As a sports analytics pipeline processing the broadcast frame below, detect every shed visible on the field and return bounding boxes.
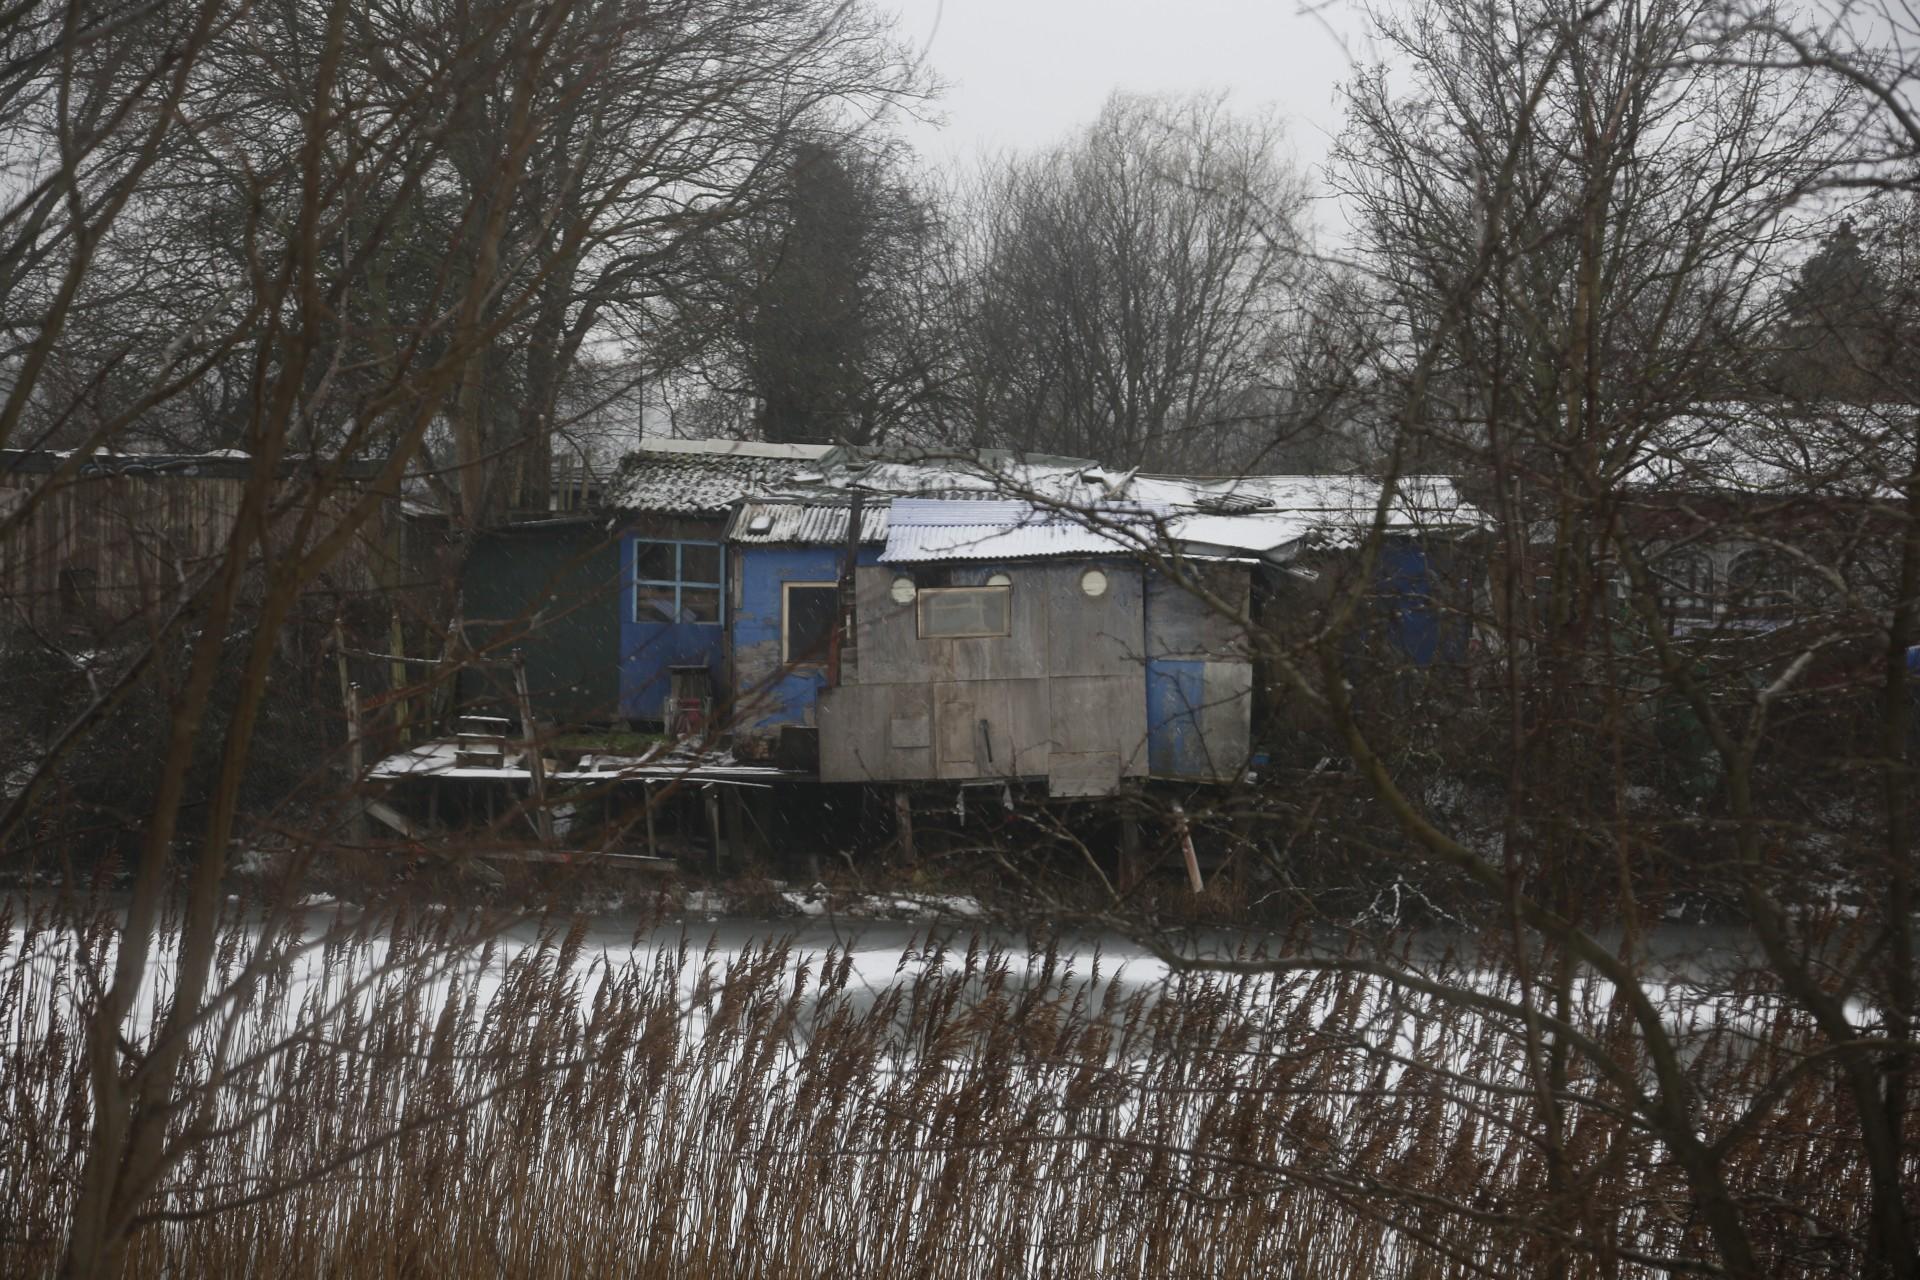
[811,497,1253,795]
[724,497,890,758]
[607,440,836,721]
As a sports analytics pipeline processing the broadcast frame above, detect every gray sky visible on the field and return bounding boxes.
[877,0,1372,176]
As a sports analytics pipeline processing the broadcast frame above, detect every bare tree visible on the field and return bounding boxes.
[959,1,1920,1275]
[948,91,1312,471]
[0,1,921,1274]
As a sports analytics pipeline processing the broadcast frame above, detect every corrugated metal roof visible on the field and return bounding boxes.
[609,445,835,514]
[1165,512,1314,554]
[626,438,834,461]
[880,498,1166,563]
[729,500,890,545]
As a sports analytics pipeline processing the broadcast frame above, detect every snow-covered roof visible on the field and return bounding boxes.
[880,498,1169,563]
[609,439,840,514]
[763,446,1129,509]
[624,438,834,461]
[1622,403,1911,499]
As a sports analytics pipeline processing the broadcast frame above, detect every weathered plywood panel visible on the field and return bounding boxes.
[1046,561,1144,678]
[819,683,935,782]
[932,679,1021,780]
[1050,674,1149,778]
[1201,660,1254,772]
[851,563,1055,685]
[1007,677,1052,777]
[935,682,978,777]
[1145,563,1252,662]
[1048,750,1122,798]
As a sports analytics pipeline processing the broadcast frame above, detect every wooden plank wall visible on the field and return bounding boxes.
[819,560,1150,792]
[0,469,384,632]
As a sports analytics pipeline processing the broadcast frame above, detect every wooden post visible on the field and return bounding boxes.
[1171,798,1204,894]
[829,491,865,688]
[389,609,411,744]
[704,785,725,874]
[345,682,368,846]
[642,781,657,859]
[332,616,353,723]
[894,786,915,863]
[1119,806,1143,891]
[512,652,553,845]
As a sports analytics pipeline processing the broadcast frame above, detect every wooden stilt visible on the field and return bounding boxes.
[512,652,553,845]
[642,782,657,858]
[346,682,368,846]
[894,787,915,863]
[705,786,725,874]
[1119,807,1143,891]
[389,610,411,744]
[1171,798,1204,894]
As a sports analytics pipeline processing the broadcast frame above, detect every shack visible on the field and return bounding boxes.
[809,497,1253,795]
[456,438,836,724]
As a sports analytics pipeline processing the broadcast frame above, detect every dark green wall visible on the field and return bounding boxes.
[460,522,623,724]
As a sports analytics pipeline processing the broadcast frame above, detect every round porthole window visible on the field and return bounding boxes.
[890,576,917,605]
[986,572,1011,587]
[1081,568,1109,598]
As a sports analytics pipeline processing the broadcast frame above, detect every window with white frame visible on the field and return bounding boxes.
[633,539,723,625]
[917,585,1011,638]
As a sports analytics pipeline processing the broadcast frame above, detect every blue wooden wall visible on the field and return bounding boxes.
[731,544,882,744]
[616,535,729,721]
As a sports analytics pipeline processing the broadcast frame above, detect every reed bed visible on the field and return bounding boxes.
[0,896,1879,1277]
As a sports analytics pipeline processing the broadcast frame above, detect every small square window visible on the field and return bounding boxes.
[681,543,721,585]
[634,584,678,624]
[918,586,1010,638]
[634,541,677,583]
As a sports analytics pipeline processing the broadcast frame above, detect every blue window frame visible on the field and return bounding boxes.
[633,539,724,625]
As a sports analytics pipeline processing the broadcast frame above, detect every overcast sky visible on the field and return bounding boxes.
[877,0,1374,188]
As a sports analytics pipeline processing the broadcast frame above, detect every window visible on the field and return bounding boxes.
[783,582,840,664]
[917,585,1011,638]
[633,539,723,625]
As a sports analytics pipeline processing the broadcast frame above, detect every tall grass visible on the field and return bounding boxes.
[0,896,1879,1276]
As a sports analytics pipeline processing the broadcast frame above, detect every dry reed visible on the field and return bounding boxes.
[0,895,1881,1277]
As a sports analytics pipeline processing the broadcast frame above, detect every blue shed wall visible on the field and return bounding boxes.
[732,545,883,740]
[616,536,729,721]
[1377,538,1468,667]
[1146,660,1209,776]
